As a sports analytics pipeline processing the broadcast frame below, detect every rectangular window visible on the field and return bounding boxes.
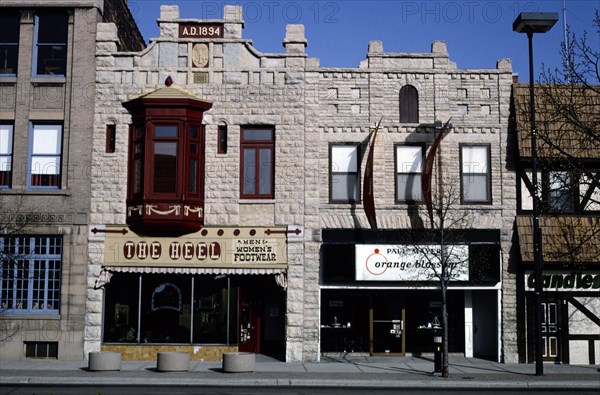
[0,124,14,188]
[152,124,178,194]
[330,144,360,203]
[132,126,144,195]
[461,145,490,203]
[217,124,227,154]
[547,171,576,213]
[240,127,274,199]
[29,123,62,188]
[25,341,58,359]
[0,236,62,314]
[106,125,116,153]
[396,145,424,203]
[0,11,20,76]
[188,125,201,196]
[34,11,68,76]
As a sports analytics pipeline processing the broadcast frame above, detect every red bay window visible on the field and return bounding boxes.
[122,83,212,234]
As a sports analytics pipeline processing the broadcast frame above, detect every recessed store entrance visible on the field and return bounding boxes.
[321,289,465,356]
[370,297,405,355]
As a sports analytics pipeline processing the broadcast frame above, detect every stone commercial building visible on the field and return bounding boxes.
[84,4,519,363]
[0,0,143,360]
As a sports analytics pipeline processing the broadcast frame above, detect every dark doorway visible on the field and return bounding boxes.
[237,276,286,360]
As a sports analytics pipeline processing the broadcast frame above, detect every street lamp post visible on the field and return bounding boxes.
[513,12,558,377]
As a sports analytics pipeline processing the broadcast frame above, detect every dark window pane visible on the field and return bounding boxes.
[243,129,272,141]
[36,44,66,75]
[48,342,58,358]
[189,126,198,139]
[154,125,177,138]
[399,85,419,123]
[25,343,36,358]
[0,45,18,75]
[133,159,142,194]
[243,148,256,195]
[192,276,230,344]
[218,125,227,154]
[0,13,20,42]
[106,125,116,153]
[135,126,145,142]
[38,13,68,44]
[259,148,271,195]
[140,275,191,343]
[103,273,140,343]
[189,158,197,194]
[548,172,575,212]
[153,141,177,193]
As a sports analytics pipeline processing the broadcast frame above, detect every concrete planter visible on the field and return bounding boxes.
[156,352,190,372]
[222,352,255,373]
[88,351,122,371]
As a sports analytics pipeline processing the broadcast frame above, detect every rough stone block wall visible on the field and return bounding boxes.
[87,5,517,363]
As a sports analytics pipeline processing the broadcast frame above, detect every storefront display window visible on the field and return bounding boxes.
[103,273,238,345]
[193,275,237,344]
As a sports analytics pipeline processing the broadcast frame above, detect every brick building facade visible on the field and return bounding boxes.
[84,4,519,363]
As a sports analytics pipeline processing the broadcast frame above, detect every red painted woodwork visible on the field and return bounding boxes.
[123,94,212,235]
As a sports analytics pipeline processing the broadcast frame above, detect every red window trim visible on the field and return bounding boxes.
[240,126,275,199]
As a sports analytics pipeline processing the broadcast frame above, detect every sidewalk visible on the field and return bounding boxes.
[1,354,599,389]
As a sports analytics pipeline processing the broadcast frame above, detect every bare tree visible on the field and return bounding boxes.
[404,183,473,378]
[513,11,600,265]
[536,10,600,202]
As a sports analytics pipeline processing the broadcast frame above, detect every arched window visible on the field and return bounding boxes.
[399,85,419,123]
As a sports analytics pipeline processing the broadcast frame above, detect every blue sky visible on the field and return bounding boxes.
[128,0,599,82]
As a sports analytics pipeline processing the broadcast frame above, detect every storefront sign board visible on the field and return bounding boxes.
[524,271,600,291]
[103,226,287,269]
[355,244,469,281]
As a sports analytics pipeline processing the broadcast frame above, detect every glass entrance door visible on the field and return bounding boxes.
[370,297,405,355]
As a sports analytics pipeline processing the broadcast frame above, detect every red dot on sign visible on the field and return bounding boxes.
[374,249,379,254]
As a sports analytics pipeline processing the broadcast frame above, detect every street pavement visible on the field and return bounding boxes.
[0,354,599,390]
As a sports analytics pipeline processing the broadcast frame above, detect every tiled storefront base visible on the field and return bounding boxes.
[101,344,237,361]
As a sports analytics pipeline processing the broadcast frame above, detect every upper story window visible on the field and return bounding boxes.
[0,11,20,76]
[0,124,13,188]
[217,124,228,154]
[330,144,360,203]
[0,236,62,314]
[122,83,212,234]
[399,85,419,124]
[240,127,275,199]
[29,123,62,189]
[152,124,178,194]
[545,170,577,213]
[105,124,116,154]
[34,11,68,77]
[396,145,424,203]
[461,145,491,204]
[129,122,204,199]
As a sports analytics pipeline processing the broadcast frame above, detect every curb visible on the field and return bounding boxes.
[1,376,599,389]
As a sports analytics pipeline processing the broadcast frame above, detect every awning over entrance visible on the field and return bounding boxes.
[95,225,290,288]
[104,266,286,275]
